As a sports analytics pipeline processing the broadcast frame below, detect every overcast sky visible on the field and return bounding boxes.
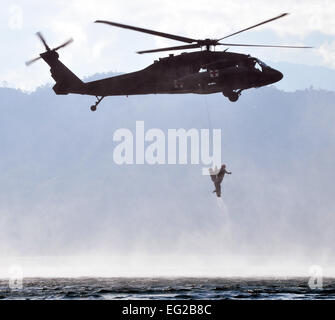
[1,0,335,90]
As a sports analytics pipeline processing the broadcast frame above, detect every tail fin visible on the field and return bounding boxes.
[40,51,84,95]
[26,32,85,95]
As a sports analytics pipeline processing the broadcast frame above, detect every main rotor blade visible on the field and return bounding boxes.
[218,13,289,41]
[95,20,196,43]
[25,56,42,66]
[36,31,50,51]
[137,43,200,54]
[218,42,313,48]
[53,38,74,51]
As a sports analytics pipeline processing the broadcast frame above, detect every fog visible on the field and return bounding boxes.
[0,84,334,277]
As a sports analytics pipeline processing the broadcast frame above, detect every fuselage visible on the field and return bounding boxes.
[41,49,283,99]
[82,50,283,97]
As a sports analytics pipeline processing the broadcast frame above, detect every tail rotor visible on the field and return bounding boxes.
[25,32,73,66]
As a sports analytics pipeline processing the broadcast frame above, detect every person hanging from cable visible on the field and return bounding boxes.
[209,164,232,197]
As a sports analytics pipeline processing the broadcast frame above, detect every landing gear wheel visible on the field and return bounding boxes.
[89,96,105,112]
[228,92,239,102]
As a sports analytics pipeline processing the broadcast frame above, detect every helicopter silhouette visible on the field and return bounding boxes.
[26,13,311,111]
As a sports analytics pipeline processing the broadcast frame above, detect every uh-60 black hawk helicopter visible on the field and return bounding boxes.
[26,13,311,111]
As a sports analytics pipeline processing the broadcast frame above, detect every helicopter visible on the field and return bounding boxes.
[26,13,311,111]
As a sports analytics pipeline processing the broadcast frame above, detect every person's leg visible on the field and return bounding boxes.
[217,184,221,197]
[209,168,217,183]
[214,182,221,197]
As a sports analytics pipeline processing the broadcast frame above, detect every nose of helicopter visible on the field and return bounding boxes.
[267,68,283,84]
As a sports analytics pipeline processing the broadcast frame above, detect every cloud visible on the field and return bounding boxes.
[319,41,335,68]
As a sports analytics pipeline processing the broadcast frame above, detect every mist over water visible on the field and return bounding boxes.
[0,85,334,277]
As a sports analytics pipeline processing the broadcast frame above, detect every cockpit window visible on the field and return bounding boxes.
[256,59,269,68]
[254,61,262,71]
[253,58,269,71]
